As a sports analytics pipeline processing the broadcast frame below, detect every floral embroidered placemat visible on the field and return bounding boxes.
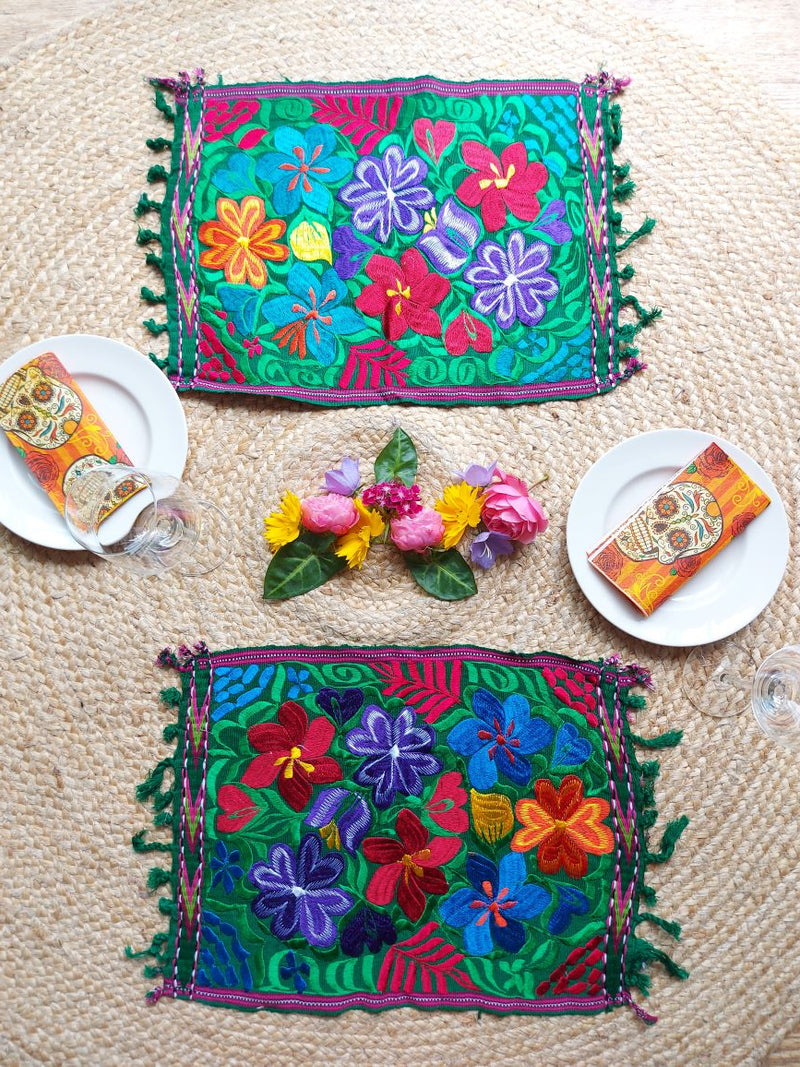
[138,73,657,405]
[130,643,687,1021]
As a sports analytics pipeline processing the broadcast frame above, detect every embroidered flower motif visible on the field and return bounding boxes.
[439,851,549,955]
[361,480,423,516]
[197,321,246,384]
[434,482,485,550]
[447,689,554,790]
[263,490,302,553]
[304,786,373,854]
[315,686,364,727]
[215,784,258,833]
[363,808,460,922]
[355,249,450,341]
[255,124,351,214]
[210,840,244,894]
[261,263,365,367]
[338,143,435,243]
[279,950,311,993]
[340,907,398,958]
[242,701,342,812]
[455,141,548,231]
[464,232,559,330]
[248,834,354,947]
[286,666,313,699]
[444,310,493,357]
[202,98,260,143]
[345,704,443,809]
[469,788,514,844]
[417,197,480,275]
[511,775,614,877]
[334,498,385,569]
[322,457,360,496]
[198,196,288,289]
[289,220,333,264]
[547,885,590,935]
[412,118,456,163]
[332,226,373,280]
[423,770,469,833]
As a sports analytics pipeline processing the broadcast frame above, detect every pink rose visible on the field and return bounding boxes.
[389,507,444,552]
[301,494,358,535]
[481,471,548,544]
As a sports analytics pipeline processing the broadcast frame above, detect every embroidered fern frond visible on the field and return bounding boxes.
[372,659,462,723]
[377,922,478,994]
[310,94,402,155]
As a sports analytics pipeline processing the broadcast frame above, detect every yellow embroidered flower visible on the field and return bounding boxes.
[470,788,513,844]
[334,498,385,569]
[422,207,438,233]
[263,490,302,553]
[198,195,288,288]
[289,220,333,263]
[319,820,341,850]
[434,482,485,549]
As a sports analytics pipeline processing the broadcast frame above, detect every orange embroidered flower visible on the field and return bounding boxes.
[198,196,288,288]
[511,775,613,878]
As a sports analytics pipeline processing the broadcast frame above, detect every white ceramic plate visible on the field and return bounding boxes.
[0,334,187,550]
[566,428,789,647]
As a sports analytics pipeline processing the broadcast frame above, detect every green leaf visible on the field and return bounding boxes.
[263,531,345,600]
[403,548,477,601]
[373,428,418,486]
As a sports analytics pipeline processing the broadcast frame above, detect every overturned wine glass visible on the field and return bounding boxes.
[751,645,800,750]
[63,464,229,577]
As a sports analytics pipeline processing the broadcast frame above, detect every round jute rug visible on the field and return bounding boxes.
[0,1,798,1064]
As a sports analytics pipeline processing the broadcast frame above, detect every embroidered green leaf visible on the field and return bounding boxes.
[263,532,346,600]
[373,428,417,486]
[403,548,477,601]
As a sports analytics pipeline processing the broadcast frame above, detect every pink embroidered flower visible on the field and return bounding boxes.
[455,141,548,232]
[197,321,246,384]
[444,310,493,356]
[301,494,359,535]
[355,249,450,341]
[389,507,444,552]
[482,471,548,544]
[202,99,260,142]
[423,770,469,832]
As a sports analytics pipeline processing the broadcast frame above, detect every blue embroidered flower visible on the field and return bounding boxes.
[211,663,275,722]
[340,907,398,958]
[440,851,549,955]
[464,231,559,330]
[345,704,443,809]
[279,950,311,993]
[286,666,312,699]
[338,144,435,243]
[315,686,364,727]
[547,884,590,935]
[304,786,372,854]
[196,909,253,990]
[498,107,521,138]
[210,840,244,894]
[261,263,365,367]
[447,688,553,789]
[255,124,351,215]
[417,197,480,275]
[248,834,354,948]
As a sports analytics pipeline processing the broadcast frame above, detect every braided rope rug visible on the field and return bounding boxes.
[0,1,798,1063]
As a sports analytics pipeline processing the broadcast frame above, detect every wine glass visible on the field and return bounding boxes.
[63,464,229,576]
[680,641,756,718]
[751,645,800,749]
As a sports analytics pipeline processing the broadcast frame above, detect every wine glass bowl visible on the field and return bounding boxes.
[751,645,800,749]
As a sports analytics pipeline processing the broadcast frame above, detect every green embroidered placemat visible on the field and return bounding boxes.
[130,644,687,1021]
[137,72,658,405]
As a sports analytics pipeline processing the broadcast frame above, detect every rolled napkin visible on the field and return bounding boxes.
[587,442,771,616]
[0,351,136,520]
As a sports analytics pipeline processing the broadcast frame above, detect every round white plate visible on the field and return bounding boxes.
[0,334,187,550]
[566,428,789,647]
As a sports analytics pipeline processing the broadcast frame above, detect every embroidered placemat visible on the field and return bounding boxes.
[138,73,658,405]
[130,643,686,1020]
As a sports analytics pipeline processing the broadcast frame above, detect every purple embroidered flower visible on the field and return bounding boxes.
[345,704,443,809]
[332,226,372,280]
[340,907,398,958]
[361,481,422,516]
[247,834,354,948]
[315,686,364,726]
[464,231,559,329]
[417,197,481,275]
[470,530,514,570]
[338,144,435,243]
[322,457,360,496]
[455,461,498,488]
[304,786,373,854]
[532,199,572,245]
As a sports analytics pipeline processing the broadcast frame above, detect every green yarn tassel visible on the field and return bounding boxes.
[144,319,169,336]
[131,830,172,854]
[633,729,684,749]
[153,811,173,828]
[149,352,169,371]
[617,216,656,252]
[147,867,172,892]
[124,932,169,960]
[147,164,169,183]
[134,193,163,217]
[613,162,631,181]
[143,964,163,979]
[146,136,172,151]
[160,687,182,706]
[141,286,166,305]
[613,180,636,201]
[628,936,689,981]
[154,88,175,122]
[162,722,180,743]
[617,263,636,281]
[625,693,647,709]
[136,227,161,246]
[639,809,658,831]
[640,883,657,906]
[159,897,178,919]
[144,252,164,272]
[135,757,173,803]
[626,969,651,995]
[640,759,660,780]
[637,912,682,941]
[646,816,689,865]
[609,102,622,147]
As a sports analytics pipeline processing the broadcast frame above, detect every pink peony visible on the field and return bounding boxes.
[301,494,359,535]
[389,507,444,552]
[481,471,548,544]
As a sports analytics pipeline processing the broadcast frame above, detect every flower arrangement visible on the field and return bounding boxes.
[262,429,547,601]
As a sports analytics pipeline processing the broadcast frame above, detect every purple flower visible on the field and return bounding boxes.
[338,144,435,243]
[315,685,364,726]
[304,786,373,853]
[247,834,354,948]
[532,199,572,245]
[464,231,559,329]
[332,226,372,280]
[322,457,360,496]
[470,530,514,569]
[340,907,398,958]
[345,704,442,809]
[455,461,497,487]
[417,197,480,275]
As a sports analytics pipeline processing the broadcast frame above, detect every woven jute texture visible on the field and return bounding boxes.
[1,1,798,1063]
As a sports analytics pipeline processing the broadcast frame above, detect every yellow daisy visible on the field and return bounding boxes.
[335,498,385,569]
[263,490,302,553]
[434,482,485,549]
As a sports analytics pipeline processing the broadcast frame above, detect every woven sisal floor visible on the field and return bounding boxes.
[0,0,798,1063]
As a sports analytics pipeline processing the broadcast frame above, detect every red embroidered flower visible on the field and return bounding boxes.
[455,141,548,232]
[423,771,469,833]
[197,321,245,384]
[511,776,613,878]
[355,249,450,342]
[363,808,461,922]
[216,784,258,832]
[444,310,493,356]
[242,701,342,812]
[202,99,260,142]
